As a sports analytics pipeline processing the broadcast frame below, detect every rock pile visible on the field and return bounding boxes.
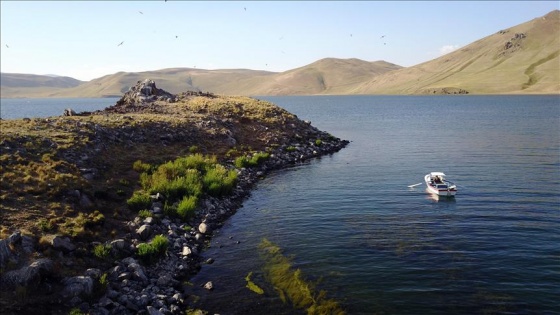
[115,79,177,107]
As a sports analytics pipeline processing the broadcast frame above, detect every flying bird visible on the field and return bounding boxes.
[244,7,246,11]
[118,41,124,46]
[5,44,8,48]
[380,35,385,38]
[139,11,143,14]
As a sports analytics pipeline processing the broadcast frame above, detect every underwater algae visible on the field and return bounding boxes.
[259,238,345,315]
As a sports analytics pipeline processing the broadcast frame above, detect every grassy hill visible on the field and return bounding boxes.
[354,10,560,94]
[1,10,558,98]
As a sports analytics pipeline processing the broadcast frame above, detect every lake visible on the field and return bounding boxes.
[2,95,559,314]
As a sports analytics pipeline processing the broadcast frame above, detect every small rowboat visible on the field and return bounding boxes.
[424,172,457,197]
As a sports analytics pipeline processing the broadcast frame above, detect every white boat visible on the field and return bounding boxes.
[424,172,457,197]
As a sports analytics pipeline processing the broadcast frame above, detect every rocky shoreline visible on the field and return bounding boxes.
[0,80,348,314]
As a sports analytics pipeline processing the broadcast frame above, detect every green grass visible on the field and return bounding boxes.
[93,243,111,259]
[234,152,270,168]
[137,234,169,264]
[130,153,238,221]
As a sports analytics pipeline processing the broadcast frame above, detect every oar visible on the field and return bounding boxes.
[408,183,423,188]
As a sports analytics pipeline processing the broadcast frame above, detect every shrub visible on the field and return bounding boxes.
[203,165,237,196]
[138,209,152,219]
[93,243,111,259]
[286,146,296,152]
[315,139,322,146]
[177,195,198,219]
[127,192,151,211]
[133,160,152,173]
[151,234,169,254]
[137,234,169,264]
[234,152,270,168]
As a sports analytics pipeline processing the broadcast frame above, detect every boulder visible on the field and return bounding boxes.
[50,235,77,253]
[136,224,152,241]
[61,276,94,298]
[63,108,77,116]
[0,258,54,288]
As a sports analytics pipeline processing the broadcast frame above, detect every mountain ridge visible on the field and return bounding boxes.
[1,10,558,98]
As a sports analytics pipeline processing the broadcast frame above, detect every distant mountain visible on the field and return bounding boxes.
[354,10,560,94]
[217,58,402,95]
[1,10,558,98]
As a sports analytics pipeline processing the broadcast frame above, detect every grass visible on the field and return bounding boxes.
[137,234,169,264]
[234,152,270,168]
[93,243,111,259]
[129,153,238,220]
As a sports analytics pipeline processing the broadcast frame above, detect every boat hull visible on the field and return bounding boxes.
[424,174,457,197]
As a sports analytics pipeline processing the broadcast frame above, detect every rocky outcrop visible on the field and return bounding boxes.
[115,79,177,107]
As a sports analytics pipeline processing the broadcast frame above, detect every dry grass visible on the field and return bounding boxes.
[0,94,305,240]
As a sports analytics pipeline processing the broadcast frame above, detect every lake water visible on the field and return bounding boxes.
[2,95,559,314]
[0,97,119,119]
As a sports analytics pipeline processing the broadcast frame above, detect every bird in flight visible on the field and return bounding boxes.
[244,7,246,11]
[139,11,143,14]
[5,44,8,48]
[380,35,385,38]
[118,41,124,46]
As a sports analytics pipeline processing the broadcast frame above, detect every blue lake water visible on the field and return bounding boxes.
[0,97,119,119]
[2,95,559,314]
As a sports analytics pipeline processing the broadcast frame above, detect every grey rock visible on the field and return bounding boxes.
[50,235,76,253]
[136,224,152,241]
[0,258,53,288]
[147,305,164,315]
[61,276,94,298]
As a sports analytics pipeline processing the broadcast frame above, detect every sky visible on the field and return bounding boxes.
[1,1,558,81]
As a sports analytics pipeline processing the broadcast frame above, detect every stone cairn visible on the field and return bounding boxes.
[115,79,177,107]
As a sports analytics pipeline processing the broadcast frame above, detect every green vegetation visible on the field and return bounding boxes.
[127,192,151,212]
[234,152,270,168]
[137,234,169,263]
[176,196,198,219]
[314,139,322,146]
[128,153,238,220]
[259,238,345,315]
[93,243,111,259]
[137,209,152,219]
[286,146,297,152]
[245,272,265,295]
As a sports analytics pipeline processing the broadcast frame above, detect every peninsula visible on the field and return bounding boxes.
[0,80,349,314]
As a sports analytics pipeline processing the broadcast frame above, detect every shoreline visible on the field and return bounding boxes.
[0,80,349,314]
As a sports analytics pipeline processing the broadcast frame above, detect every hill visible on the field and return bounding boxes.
[1,10,558,97]
[355,10,560,94]
[0,73,84,98]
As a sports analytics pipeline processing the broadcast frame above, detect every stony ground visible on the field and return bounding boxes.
[0,81,348,314]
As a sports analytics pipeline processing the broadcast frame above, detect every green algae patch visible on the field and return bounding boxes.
[258,238,345,315]
[245,272,265,295]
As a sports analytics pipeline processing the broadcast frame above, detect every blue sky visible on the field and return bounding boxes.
[1,1,558,81]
